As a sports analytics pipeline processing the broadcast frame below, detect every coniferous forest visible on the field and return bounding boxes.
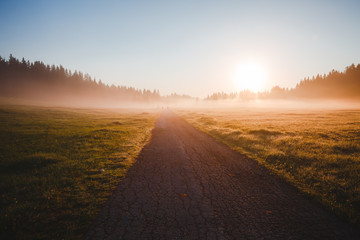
[0,55,161,104]
[1,55,360,103]
[206,64,360,101]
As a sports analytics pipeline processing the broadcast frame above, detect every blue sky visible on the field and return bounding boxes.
[1,0,360,97]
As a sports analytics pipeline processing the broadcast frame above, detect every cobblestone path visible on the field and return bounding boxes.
[84,111,360,239]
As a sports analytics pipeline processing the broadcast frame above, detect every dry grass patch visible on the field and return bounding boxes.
[178,108,360,227]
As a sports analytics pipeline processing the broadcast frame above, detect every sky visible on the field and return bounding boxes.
[1,0,360,97]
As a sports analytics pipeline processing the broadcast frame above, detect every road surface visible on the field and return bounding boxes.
[84,111,359,239]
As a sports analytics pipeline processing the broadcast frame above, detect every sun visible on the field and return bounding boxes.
[233,62,267,92]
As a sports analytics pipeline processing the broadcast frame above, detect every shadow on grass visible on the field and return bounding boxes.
[0,153,62,174]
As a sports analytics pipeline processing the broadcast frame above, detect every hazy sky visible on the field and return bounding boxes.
[1,0,360,97]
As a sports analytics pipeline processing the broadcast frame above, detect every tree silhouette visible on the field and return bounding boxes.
[0,55,161,103]
[206,64,360,101]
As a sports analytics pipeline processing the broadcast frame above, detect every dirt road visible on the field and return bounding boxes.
[84,111,359,239]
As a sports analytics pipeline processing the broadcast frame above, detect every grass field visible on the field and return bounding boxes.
[177,108,360,227]
[0,104,158,239]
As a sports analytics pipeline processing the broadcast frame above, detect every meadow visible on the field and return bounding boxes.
[0,104,157,239]
[177,107,360,227]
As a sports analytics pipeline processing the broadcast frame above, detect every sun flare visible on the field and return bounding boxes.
[234,62,267,92]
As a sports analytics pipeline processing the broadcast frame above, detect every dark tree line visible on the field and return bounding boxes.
[288,63,360,99]
[206,64,360,101]
[0,55,161,103]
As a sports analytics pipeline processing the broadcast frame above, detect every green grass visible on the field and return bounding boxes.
[178,108,360,227]
[0,104,158,239]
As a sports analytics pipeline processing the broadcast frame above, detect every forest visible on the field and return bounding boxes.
[0,55,161,104]
[206,64,360,101]
[2,55,359,104]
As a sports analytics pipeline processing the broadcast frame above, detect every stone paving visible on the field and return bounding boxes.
[84,111,360,239]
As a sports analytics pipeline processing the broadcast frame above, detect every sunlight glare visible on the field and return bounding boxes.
[233,62,267,92]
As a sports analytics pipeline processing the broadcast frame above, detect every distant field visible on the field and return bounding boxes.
[178,108,360,227]
[0,105,158,239]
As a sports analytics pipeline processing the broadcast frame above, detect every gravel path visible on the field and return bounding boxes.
[84,111,359,239]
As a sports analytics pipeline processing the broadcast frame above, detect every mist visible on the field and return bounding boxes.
[1,55,360,110]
